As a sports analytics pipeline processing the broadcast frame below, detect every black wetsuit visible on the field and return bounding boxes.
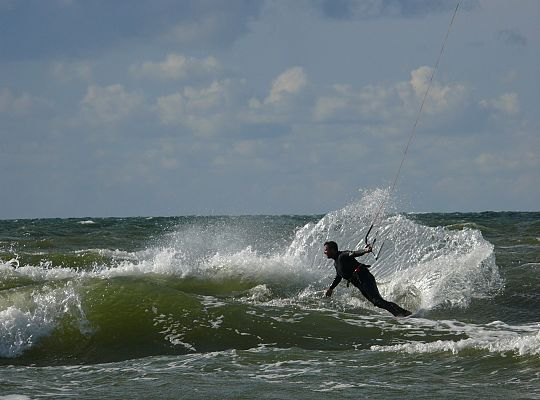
[330,251,411,317]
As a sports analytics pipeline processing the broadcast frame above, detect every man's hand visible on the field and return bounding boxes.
[325,288,333,297]
[365,244,373,253]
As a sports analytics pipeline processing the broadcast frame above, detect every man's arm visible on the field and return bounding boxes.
[347,244,373,258]
[325,275,342,297]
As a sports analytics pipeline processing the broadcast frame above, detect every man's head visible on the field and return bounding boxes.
[324,241,338,259]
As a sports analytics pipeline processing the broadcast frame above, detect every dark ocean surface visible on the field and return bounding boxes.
[1,194,538,399]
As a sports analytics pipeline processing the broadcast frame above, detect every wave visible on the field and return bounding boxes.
[0,190,512,362]
[286,188,502,310]
[0,280,89,358]
[371,321,540,356]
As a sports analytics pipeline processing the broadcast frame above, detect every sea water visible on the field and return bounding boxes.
[1,192,538,399]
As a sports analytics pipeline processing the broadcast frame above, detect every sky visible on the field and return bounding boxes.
[1,0,538,218]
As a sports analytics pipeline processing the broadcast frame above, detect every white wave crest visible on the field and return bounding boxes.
[1,189,503,314]
[286,189,502,311]
[372,323,540,356]
[0,282,88,358]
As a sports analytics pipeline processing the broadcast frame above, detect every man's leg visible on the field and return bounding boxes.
[353,272,411,317]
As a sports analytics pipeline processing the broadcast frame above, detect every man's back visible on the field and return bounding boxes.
[334,251,361,280]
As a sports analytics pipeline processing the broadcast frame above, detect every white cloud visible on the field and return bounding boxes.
[130,53,221,81]
[408,66,467,113]
[81,84,143,123]
[265,66,308,104]
[314,83,398,122]
[156,79,239,135]
[154,68,310,135]
[313,66,467,123]
[163,3,261,48]
[0,87,49,115]
[242,67,310,125]
[479,93,520,116]
[312,87,351,121]
[317,0,464,20]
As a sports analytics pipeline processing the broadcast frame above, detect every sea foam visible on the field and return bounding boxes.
[285,189,502,311]
[371,321,540,356]
[0,190,506,360]
[0,282,88,358]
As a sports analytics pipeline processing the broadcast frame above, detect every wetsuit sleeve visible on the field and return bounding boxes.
[348,250,369,257]
[329,274,342,290]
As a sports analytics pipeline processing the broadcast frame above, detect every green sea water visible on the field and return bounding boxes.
[0,195,538,399]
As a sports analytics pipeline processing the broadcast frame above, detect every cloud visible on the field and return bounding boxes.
[156,79,240,135]
[313,83,396,123]
[0,1,263,61]
[0,87,50,115]
[239,67,310,126]
[479,93,520,116]
[497,28,527,46]
[130,53,221,81]
[409,66,467,113]
[264,66,308,104]
[154,68,310,135]
[316,0,475,20]
[162,1,262,48]
[313,66,467,123]
[81,84,143,124]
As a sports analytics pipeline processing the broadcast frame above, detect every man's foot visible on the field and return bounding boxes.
[396,309,412,318]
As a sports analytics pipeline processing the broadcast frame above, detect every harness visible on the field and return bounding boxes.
[346,264,370,287]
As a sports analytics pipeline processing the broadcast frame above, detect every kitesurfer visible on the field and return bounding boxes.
[323,241,411,317]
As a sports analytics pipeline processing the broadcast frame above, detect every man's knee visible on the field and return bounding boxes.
[368,295,387,308]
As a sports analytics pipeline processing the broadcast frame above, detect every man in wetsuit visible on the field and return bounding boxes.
[324,241,411,317]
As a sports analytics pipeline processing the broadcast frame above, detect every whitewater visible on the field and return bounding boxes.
[1,191,539,399]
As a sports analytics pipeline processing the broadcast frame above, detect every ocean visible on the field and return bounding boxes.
[1,193,539,399]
